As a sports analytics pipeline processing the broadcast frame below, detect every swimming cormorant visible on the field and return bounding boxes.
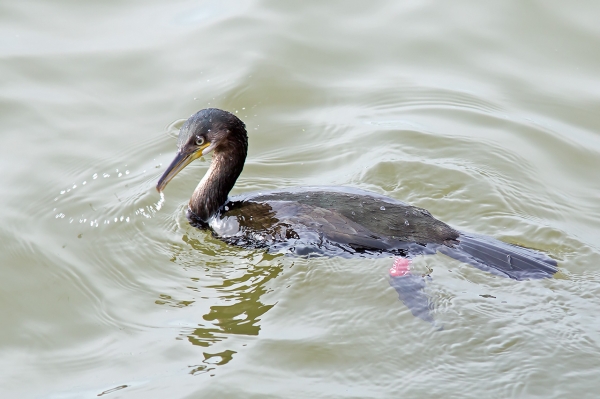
[157,108,557,319]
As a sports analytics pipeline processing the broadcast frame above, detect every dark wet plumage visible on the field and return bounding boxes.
[157,108,557,285]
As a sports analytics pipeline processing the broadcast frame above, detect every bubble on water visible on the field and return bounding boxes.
[72,184,77,189]
[125,170,130,175]
[114,218,118,222]
[380,206,386,211]
[93,173,98,179]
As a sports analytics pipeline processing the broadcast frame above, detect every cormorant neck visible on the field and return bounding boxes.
[189,141,247,222]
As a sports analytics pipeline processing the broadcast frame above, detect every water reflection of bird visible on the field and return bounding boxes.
[157,108,557,319]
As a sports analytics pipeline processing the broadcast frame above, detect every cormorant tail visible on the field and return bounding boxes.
[438,232,558,280]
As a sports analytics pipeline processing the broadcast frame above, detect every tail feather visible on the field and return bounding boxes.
[438,233,557,280]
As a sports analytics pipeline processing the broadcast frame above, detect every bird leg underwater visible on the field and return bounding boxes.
[388,257,436,324]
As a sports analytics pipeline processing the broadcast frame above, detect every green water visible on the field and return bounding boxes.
[2,1,600,398]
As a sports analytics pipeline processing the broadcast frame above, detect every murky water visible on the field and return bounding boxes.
[2,0,600,398]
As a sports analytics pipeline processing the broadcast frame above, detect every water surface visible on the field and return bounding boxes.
[2,0,600,398]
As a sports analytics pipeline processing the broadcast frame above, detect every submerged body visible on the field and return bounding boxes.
[157,108,557,320]
[194,186,456,256]
[189,186,556,280]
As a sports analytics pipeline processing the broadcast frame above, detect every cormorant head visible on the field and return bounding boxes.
[156,108,247,192]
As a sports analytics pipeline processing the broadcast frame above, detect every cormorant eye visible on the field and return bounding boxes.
[195,136,205,146]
